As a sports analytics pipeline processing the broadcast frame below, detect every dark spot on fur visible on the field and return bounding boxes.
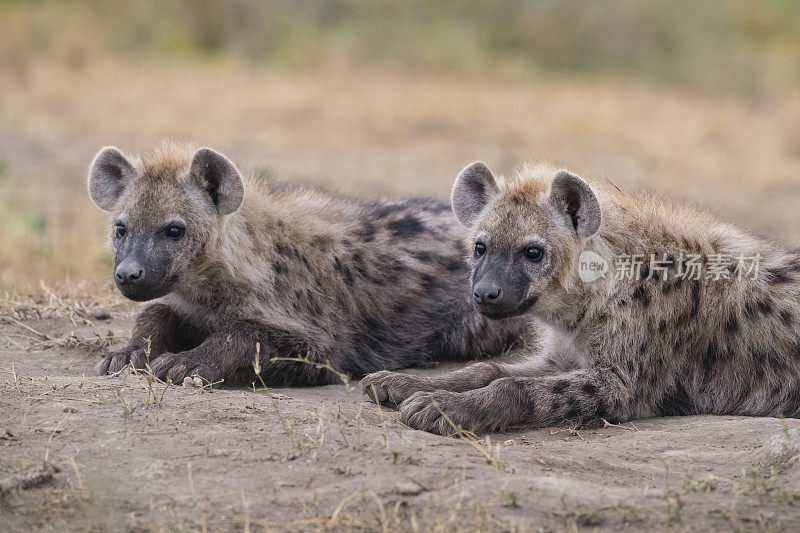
[420,274,436,292]
[412,251,433,263]
[702,344,718,383]
[333,257,354,285]
[725,313,739,333]
[582,383,597,395]
[387,215,425,238]
[632,285,650,307]
[656,383,697,416]
[767,267,793,285]
[690,282,701,318]
[356,220,377,242]
[372,202,406,219]
[758,299,773,315]
[509,193,526,205]
[674,336,683,351]
[551,380,570,394]
[437,255,464,272]
[274,261,285,275]
[781,310,793,326]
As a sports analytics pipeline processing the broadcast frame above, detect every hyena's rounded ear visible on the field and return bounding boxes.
[189,148,245,216]
[87,146,138,211]
[451,161,499,228]
[549,170,601,238]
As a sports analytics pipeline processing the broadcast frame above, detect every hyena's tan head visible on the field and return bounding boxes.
[451,161,601,319]
[87,141,244,301]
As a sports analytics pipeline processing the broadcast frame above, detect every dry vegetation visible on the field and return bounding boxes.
[2,1,800,530]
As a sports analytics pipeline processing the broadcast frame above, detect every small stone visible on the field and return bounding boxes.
[182,376,195,387]
[192,376,204,388]
[394,480,425,496]
[63,407,78,413]
[91,306,111,320]
[503,439,515,446]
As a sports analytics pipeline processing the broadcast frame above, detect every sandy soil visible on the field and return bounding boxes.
[2,308,800,532]
[2,58,800,531]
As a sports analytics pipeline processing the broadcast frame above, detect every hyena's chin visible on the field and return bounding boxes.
[115,276,179,302]
[476,295,539,320]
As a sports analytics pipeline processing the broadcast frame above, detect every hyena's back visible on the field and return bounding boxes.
[89,142,530,386]
[244,187,528,378]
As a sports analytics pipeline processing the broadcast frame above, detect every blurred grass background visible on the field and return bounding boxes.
[1,0,799,291]
[4,0,800,93]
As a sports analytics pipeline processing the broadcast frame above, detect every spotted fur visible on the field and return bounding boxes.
[363,162,800,434]
[89,142,530,386]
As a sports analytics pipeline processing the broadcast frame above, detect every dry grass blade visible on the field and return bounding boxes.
[602,419,639,432]
[431,400,506,471]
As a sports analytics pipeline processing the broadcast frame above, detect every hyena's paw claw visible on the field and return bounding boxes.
[97,346,149,375]
[361,371,427,405]
[399,390,472,436]
[149,353,217,385]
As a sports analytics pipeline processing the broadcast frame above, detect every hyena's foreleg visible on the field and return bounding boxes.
[398,366,634,435]
[148,322,343,386]
[362,353,579,405]
[97,304,202,374]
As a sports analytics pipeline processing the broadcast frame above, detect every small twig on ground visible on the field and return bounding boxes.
[602,419,638,431]
[11,362,22,393]
[1,316,52,340]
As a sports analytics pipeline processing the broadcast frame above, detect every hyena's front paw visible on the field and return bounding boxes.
[97,345,153,375]
[149,353,219,384]
[399,390,476,436]
[361,371,430,405]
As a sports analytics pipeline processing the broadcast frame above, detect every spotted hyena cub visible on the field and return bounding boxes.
[87,142,529,386]
[362,161,800,434]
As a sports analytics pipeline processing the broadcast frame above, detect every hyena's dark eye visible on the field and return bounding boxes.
[115,224,126,238]
[524,246,544,262]
[474,242,486,257]
[165,225,185,239]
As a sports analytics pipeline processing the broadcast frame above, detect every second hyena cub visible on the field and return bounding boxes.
[363,161,800,434]
[88,142,528,386]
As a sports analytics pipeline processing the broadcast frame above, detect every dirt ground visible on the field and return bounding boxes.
[3,55,800,530]
[1,302,800,531]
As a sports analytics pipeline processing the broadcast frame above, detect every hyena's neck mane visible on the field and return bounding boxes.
[548,183,787,335]
[186,178,362,294]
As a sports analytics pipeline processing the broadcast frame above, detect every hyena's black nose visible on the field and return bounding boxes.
[116,261,144,284]
[474,284,502,305]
